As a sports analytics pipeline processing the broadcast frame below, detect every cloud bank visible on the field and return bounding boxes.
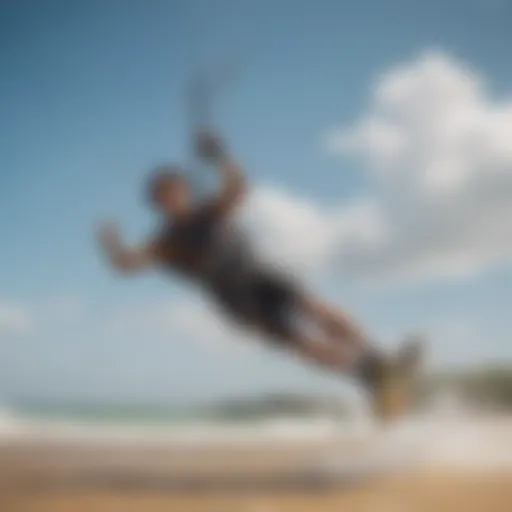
[247,51,512,285]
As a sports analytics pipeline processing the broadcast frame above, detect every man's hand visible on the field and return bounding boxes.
[195,130,227,164]
[194,131,247,219]
[96,220,152,273]
[97,220,123,255]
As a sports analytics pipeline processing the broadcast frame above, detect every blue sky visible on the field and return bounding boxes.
[1,0,511,405]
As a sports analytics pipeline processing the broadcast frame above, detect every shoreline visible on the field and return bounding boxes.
[2,415,512,490]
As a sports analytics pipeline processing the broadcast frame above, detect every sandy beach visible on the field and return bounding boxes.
[2,415,512,511]
[4,472,511,512]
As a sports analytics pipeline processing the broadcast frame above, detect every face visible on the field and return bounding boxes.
[153,178,191,216]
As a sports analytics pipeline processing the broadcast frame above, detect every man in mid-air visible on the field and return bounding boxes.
[98,131,422,420]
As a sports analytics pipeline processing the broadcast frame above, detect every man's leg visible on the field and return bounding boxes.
[283,332,361,375]
[296,294,389,386]
[250,271,422,420]
[299,294,372,351]
[254,275,386,384]
[286,296,423,421]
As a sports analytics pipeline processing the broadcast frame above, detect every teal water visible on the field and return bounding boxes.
[10,402,210,425]
[8,402,311,425]
[6,393,344,425]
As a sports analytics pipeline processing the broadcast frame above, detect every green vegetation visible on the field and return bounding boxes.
[418,365,512,410]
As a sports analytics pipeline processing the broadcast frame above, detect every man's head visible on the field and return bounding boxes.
[146,165,191,216]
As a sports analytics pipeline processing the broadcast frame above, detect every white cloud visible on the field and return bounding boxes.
[232,53,512,287]
[240,186,386,277]
[0,303,31,337]
[321,50,512,283]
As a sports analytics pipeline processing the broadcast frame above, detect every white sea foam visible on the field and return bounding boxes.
[0,414,358,446]
[0,405,21,434]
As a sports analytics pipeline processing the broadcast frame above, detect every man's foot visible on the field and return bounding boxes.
[361,335,424,422]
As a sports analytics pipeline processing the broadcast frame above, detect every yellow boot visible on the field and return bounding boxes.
[369,336,424,422]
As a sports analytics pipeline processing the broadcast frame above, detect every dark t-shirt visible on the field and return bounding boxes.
[154,204,254,283]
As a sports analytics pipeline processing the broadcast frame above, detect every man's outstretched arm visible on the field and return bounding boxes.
[196,131,247,218]
[97,221,154,273]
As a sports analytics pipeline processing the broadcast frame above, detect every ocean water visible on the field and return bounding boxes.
[3,401,199,425]
[0,400,370,445]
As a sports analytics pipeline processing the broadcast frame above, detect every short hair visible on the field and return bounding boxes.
[145,164,186,204]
